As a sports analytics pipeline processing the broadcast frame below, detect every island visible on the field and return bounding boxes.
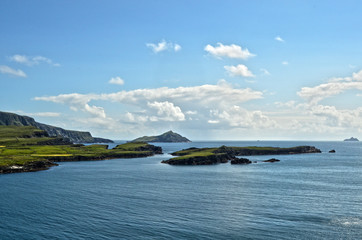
[131,130,191,143]
[344,137,359,142]
[0,125,162,174]
[0,111,113,143]
[161,145,321,165]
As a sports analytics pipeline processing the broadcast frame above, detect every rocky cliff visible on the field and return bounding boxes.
[0,111,113,143]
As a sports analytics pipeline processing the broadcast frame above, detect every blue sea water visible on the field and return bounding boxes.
[0,141,361,240]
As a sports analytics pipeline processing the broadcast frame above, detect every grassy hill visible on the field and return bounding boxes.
[132,130,190,142]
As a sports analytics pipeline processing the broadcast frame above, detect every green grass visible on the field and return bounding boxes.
[113,142,150,151]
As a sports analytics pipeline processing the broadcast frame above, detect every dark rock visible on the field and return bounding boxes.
[230,158,252,164]
[263,158,280,163]
[161,153,232,165]
[329,149,336,153]
[0,160,58,174]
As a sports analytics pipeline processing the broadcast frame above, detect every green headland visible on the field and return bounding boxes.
[0,125,162,174]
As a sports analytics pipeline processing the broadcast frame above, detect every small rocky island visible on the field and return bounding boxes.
[344,137,359,142]
[162,145,321,165]
[0,125,162,174]
[131,130,190,143]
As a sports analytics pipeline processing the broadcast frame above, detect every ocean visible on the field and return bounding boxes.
[0,141,361,239]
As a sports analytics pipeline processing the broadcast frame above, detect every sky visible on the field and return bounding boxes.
[1,0,362,140]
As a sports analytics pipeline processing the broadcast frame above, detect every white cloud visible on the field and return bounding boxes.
[224,64,254,77]
[298,69,362,104]
[275,36,285,42]
[208,120,219,124]
[174,44,182,52]
[146,40,181,53]
[282,61,289,65]
[9,54,60,67]
[209,105,276,128]
[185,110,197,115]
[0,65,27,77]
[147,101,185,121]
[204,43,255,59]
[260,68,271,75]
[109,76,125,85]
[34,93,106,119]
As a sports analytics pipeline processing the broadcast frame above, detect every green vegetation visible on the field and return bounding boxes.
[0,126,162,173]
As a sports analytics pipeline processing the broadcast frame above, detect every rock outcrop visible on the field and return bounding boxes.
[263,158,281,163]
[230,158,252,164]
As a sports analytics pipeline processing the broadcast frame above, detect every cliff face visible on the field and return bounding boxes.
[0,111,113,143]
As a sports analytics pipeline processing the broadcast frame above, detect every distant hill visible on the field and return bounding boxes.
[0,111,113,143]
[132,131,191,143]
[344,137,359,142]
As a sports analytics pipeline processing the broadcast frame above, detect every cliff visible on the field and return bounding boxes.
[0,111,113,143]
[132,130,190,143]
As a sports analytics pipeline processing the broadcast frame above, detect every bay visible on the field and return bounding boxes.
[0,141,361,239]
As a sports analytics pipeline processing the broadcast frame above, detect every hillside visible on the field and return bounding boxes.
[0,111,113,143]
[132,131,191,143]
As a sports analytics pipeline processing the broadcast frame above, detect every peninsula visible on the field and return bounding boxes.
[0,111,113,143]
[0,125,162,174]
[131,130,190,143]
[162,145,321,165]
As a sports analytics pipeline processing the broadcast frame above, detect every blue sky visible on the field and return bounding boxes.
[1,0,362,140]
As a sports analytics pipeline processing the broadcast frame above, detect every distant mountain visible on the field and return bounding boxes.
[344,137,359,142]
[0,111,113,143]
[131,131,191,143]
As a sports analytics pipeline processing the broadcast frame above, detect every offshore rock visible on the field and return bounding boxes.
[263,158,281,163]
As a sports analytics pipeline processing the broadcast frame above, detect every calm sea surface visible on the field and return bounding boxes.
[0,141,361,239]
